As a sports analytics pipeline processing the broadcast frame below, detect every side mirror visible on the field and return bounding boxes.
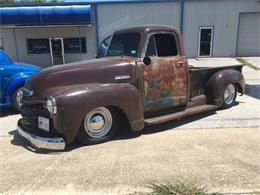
[143,56,151,66]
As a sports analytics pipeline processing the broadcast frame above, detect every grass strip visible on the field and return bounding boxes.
[236,58,260,71]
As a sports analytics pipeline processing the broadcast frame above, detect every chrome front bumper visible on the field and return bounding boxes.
[17,124,65,150]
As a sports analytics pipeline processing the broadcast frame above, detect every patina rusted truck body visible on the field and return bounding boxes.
[17,25,245,150]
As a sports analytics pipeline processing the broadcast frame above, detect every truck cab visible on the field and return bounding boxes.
[17,25,245,150]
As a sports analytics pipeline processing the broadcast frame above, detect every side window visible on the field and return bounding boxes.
[145,36,157,56]
[154,34,178,57]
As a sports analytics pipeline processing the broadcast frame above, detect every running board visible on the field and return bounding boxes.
[144,104,217,126]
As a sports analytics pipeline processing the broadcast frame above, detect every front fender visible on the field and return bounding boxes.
[206,69,245,107]
[4,72,33,104]
[49,83,144,144]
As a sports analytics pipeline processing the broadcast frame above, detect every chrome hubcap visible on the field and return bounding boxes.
[16,90,23,108]
[89,115,105,130]
[224,84,236,105]
[84,107,112,139]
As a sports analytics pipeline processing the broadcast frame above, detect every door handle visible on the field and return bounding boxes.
[176,61,184,68]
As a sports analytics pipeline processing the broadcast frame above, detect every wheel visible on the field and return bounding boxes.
[12,87,23,111]
[77,107,118,145]
[221,84,237,109]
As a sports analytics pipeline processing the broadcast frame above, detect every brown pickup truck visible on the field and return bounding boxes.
[17,25,245,150]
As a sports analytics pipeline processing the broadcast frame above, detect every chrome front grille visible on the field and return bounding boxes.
[20,97,53,132]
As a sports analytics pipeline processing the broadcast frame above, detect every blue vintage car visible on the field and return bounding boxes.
[0,50,41,110]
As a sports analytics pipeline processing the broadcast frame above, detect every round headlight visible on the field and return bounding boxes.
[16,90,23,108]
[46,96,57,115]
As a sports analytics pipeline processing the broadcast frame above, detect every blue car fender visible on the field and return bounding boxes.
[4,72,33,104]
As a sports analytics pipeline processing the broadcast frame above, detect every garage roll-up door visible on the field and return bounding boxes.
[237,13,260,56]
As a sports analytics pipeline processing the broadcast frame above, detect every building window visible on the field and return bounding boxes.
[63,38,86,53]
[198,27,214,57]
[27,39,50,54]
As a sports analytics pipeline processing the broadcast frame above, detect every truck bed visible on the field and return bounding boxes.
[189,65,243,98]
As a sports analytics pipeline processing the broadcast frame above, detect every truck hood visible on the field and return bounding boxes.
[25,56,136,97]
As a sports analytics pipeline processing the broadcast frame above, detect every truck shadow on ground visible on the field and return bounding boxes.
[10,102,241,154]
[245,84,260,100]
[10,111,217,154]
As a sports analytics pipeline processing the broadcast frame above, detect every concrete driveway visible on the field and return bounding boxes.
[1,127,260,195]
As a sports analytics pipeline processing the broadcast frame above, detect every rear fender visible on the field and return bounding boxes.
[206,69,245,107]
[50,83,144,144]
[3,72,32,104]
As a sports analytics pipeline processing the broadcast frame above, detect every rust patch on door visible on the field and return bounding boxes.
[143,57,187,112]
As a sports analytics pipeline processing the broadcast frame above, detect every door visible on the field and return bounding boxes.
[142,32,188,112]
[49,38,65,65]
[198,27,213,57]
[237,13,260,56]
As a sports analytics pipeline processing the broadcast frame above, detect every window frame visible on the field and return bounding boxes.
[198,26,214,57]
[26,38,50,55]
[63,37,87,54]
[145,35,158,57]
[142,31,180,58]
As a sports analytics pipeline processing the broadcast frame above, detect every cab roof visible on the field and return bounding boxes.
[114,25,181,34]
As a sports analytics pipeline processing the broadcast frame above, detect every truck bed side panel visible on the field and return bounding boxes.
[190,65,243,98]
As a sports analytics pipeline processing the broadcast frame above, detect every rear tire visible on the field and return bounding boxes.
[221,84,237,109]
[77,107,118,145]
[12,87,22,111]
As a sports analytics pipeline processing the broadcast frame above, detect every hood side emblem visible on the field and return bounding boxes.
[115,75,131,80]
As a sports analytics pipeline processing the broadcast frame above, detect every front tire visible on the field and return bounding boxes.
[77,107,118,145]
[221,84,237,109]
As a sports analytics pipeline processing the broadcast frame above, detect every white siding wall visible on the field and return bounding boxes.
[1,0,259,62]
[1,26,96,67]
[97,2,181,44]
[98,0,259,57]
[183,0,260,57]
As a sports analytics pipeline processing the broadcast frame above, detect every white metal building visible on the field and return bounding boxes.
[0,0,259,67]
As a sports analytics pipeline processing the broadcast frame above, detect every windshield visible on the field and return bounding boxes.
[0,50,13,65]
[106,33,141,57]
[96,35,111,58]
